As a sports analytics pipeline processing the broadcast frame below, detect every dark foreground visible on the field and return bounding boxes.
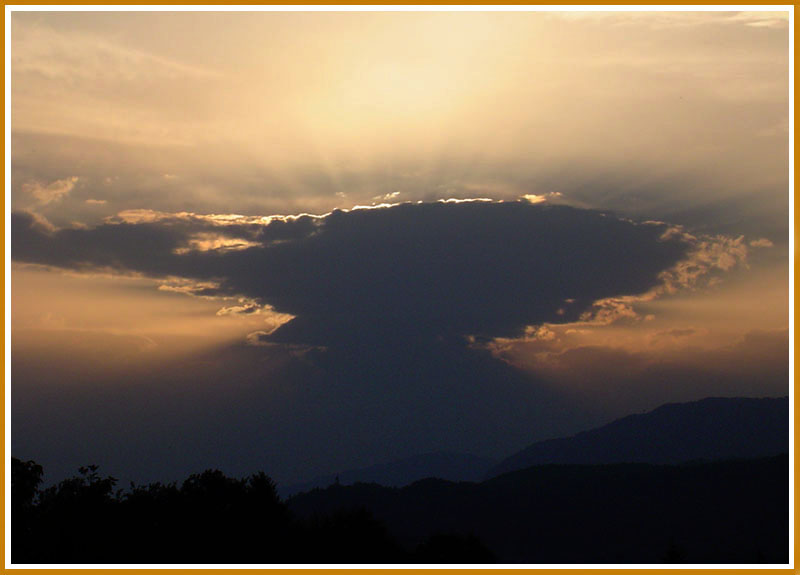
[12,454,788,564]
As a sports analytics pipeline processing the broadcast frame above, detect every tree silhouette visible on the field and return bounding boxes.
[11,457,42,507]
[10,455,789,564]
[11,457,43,562]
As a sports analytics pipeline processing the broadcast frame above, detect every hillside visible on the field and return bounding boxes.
[488,396,788,478]
[288,455,788,563]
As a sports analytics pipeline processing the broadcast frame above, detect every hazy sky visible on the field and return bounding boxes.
[10,10,790,486]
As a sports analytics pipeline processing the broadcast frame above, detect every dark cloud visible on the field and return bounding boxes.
[15,201,736,485]
[13,201,689,348]
[13,210,187,275]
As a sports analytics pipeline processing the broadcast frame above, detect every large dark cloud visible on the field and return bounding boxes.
[12,202,786,486]
[13,201,688,347]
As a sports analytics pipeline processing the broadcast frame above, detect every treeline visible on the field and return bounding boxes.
[11,457,492,564]
[12,455,788,564]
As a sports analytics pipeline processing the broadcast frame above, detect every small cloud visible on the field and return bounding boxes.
[750,238,774,248]
[245,330,272,346]
[524,325,557,341]
[24,210,57,233]
[157,279,228,299]
[216,302,261,316]
[85,199,107,205]
[373,191,401,202]
[579,296,641,326]
[23,177,78,206]
[523,194,547,205]
[217,301,295,333]
[109,209,172,224]
[523,192,563,205]
[659,233,749,294]
[173,233,260,254]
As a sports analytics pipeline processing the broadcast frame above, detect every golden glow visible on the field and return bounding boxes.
[11,11,789,223]
[484,259,788,386]
[11,264,293,356]
[10,11,789,395]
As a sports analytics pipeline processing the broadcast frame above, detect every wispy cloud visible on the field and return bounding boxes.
[725,11,790,29]
[484,223,753,370]
[22,176,78,206]
[750,237,774,248]
[173,233,260,255]
[551,10,789,30]
[12,18,217,82]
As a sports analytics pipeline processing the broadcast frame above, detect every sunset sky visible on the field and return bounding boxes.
[9,9,790,486]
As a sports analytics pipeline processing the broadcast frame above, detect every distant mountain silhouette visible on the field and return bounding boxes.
[280,452,496,498]
[288,455,788,563]
[11,395,790,563]
[488,396,788,478]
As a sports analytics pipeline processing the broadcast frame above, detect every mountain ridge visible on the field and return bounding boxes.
[287,454,788,563]
[279,451,496,498]
[487,395,788,478]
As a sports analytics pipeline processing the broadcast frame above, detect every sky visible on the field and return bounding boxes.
[9,9,791,487]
